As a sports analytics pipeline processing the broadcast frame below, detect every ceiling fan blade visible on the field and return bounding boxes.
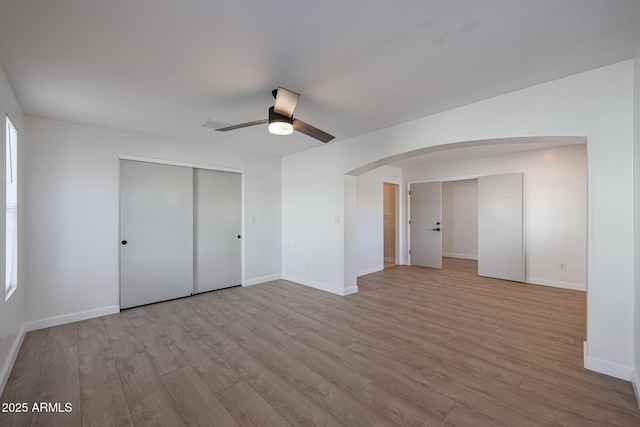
[273,87,300,118]
[215,119,268,132]
[293,119,335,143]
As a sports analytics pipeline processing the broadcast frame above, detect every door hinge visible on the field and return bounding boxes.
[409,220,411,225]
[409,250,411,255]
[408,190,411,195]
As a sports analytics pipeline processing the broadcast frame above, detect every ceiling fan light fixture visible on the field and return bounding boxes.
[216,91,334,143]
[268,120,293,135]
[268,106,294,135]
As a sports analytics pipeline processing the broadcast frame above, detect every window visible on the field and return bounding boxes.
[5,115,17,300]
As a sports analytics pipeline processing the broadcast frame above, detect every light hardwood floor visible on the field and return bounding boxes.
[2,258,639,426]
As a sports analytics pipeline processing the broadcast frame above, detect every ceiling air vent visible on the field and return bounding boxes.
[201,119,231,130]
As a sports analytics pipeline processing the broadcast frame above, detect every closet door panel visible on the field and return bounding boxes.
[478,173,524,282]
[194,169,242,293]
[120,160,193,309]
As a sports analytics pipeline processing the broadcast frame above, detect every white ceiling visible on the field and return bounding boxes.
[1,1,639,157]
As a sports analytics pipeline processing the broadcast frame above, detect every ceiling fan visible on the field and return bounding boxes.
[216,87,335,143]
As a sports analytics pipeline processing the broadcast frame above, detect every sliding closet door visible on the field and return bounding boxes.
[478,173,524,282]
[194,169,242,293]
[120,160,193,309]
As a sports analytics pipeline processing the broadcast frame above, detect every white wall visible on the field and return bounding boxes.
[282,158,352,294]
[356,166,402,276]
[282,60,634,380]
[442,179,478,260]
[24,117,282,325]
[403,145,587,291]
[0,63,26,392]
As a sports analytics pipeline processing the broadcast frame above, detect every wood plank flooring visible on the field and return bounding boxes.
[2,258,639,426]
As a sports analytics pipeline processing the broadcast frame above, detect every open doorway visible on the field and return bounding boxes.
[441,179,480,275]
[402,145,585,291]
[409,173,526,283]
[477,174,525,282]
[442,179,478,262]
[383,182,399,268]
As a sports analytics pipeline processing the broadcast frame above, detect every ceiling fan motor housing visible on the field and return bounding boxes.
[268,106,292,123]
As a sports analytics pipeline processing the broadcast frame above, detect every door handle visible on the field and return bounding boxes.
[237,235,241,239]
[431,228,441,231]
[121,240,128,245]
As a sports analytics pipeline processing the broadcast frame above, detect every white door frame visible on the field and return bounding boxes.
[118,155,246,298]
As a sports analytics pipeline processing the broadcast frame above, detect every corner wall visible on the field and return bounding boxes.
[356,166,403,276]
[24,117,282,326]
[281,158,350,295]
[282,60,634,380]
[0,63,26,393]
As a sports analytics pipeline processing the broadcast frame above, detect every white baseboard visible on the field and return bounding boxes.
[442,252,478,260]
[243,274,282,287]
[632,369,640,410]
[583,341,634,381]
[342,286,358,296]
[0,323,27,396]
[282,274,358,296]
[357,265,383,277]
[526,277,586,292]
[25,305,120,332]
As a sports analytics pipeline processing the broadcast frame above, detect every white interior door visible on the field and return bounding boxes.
[478,173,524,282]
[410,182,442,268]
[194,169,242,293]
[120,160,193,309]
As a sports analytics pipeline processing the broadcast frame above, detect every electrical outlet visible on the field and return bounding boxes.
[558,263,567,271]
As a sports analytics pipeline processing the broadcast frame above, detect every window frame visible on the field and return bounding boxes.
[5,114,17,301]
